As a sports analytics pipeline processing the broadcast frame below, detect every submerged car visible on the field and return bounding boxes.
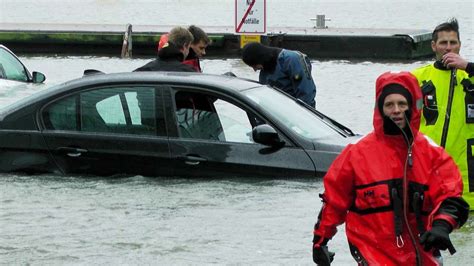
[0,44,46,84]
[0,72,359,178]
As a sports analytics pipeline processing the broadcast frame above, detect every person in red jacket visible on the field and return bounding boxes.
[158,25,210,72]
[312,71,469,265]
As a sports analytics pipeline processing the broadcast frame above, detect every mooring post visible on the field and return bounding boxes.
[121,23,133,58]
[310,14,331,29]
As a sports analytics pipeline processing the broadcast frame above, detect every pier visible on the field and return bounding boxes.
[0,23,434,60]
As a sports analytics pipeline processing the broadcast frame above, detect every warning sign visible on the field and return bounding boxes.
[235,0,266,34]
[240,35,261,48]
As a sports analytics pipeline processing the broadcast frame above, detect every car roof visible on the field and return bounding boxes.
[66,71,261,91]
[37,71,264,104]
[0,72,263,118]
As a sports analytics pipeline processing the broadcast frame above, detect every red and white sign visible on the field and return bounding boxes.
[235,0,266,34]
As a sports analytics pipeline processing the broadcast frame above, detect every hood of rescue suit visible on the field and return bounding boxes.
[373,71,422,139]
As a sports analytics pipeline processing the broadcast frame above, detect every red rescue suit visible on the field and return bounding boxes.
[313,72,467,265]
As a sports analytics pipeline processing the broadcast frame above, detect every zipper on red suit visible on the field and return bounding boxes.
[400,117,423,266]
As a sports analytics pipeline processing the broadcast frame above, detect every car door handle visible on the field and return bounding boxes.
[177,155,207,165]
[56,147,88,157]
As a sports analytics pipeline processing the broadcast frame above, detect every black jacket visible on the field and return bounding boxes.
[134,43,195,72]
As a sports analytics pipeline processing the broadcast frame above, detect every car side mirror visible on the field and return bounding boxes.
[252,124,285,147]
[32,71,46,83]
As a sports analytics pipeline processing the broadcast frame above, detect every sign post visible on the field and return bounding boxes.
[235,0,266,48]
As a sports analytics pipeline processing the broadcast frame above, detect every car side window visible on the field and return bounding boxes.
[93,94,127,125]
[174,91,256,143]
[0,48,28,82]
[43,96,78,131]
[43,86,158,136]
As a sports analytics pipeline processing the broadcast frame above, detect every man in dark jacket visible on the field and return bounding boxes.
[135,26,195,72]
[183,25,210,72]
[157,25,210,72]
[241,42,317,107]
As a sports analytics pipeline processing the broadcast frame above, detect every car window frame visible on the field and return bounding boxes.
[162,84,296,147]
[38,84,167,137]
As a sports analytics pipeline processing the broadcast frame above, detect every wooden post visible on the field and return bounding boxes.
[121,24,133,58]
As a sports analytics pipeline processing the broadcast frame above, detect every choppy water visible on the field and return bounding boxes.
[1,174,473,265]
[1,0,474,264]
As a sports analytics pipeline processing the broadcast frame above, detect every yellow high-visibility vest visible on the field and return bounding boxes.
[412,63,474,210]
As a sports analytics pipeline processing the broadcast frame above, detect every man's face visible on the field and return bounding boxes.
[191,40,208,58]
[431,31,461,60]
[181,43,191,59]
[382,93,409,129]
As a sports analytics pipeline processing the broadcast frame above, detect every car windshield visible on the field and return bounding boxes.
[0,47,28,82]
[243,86,345,139]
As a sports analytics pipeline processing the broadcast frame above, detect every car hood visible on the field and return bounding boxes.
[312,134,361,152]
[306,134,362,176]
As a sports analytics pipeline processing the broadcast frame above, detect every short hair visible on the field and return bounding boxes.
[188,25,210,45]
[432,18,460,42]
[168,26,194,48]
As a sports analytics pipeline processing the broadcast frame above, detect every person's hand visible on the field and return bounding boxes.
[442,52,468,70]
[313,236,335,265]
[420,220,456,254]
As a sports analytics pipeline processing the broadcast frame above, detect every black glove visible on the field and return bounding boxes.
[313,235,335,265]
[420,220,456,254]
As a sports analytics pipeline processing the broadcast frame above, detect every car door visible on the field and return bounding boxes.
[165,87,316,178]
[40,84,173,176]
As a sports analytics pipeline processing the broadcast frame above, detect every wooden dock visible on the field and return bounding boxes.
[0,23,434,60]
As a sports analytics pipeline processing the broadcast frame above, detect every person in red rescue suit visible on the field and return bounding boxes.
[158,25,210,72]
[312,71,469,265]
